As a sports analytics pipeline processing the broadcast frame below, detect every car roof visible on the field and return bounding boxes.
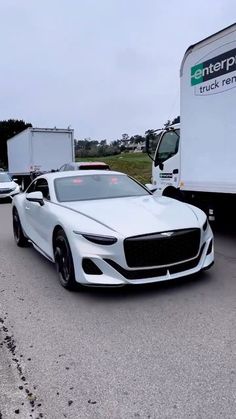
[38,170,126,181]
[76,161,108,166]
[66,161,109,167]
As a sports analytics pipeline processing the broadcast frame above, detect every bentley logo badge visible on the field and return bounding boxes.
[161,232,174,237]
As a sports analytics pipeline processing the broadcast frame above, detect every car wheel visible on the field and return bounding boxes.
[54,229,77,290]
[13,208,29,247]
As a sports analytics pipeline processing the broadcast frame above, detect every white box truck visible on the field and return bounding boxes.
[147,23,236,220]
[7,127,74,189]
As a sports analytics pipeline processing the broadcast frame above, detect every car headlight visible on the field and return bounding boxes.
[203,218,209,232]
[80,233,117,245]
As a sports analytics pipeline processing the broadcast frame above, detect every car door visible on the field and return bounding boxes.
[24,178,54,256]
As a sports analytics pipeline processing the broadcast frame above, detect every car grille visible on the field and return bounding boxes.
[0,188,13,194]
[104,244,205,280]
[124,228,201,268]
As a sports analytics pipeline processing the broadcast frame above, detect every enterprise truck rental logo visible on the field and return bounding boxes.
[191,47,236,95]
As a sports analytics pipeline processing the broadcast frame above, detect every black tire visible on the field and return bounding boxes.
[162,186,183,201]
[13,208,29,247]
[54,229,77,290]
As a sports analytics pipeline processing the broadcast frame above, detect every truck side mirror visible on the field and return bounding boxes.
[145,183,157,193]
[145,138,154,162]
[159,162,164,171]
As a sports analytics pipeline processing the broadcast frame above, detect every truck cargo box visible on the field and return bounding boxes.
[180,23,236,193]
[7,127,74,174]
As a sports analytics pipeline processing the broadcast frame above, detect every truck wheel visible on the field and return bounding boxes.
[13,208,29,247]
[54,229,78,290]
[163,186,183,201]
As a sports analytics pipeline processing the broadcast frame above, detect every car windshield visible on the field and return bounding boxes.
[0,173,11,183]
[54,174,150,202]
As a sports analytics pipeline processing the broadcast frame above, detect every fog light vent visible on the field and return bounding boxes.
[206,240,213,255]
[82,258,102,275]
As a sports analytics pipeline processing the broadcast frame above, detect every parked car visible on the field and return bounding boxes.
[59,162,110,171]
[12,171,214,290]
[0,172,20,200]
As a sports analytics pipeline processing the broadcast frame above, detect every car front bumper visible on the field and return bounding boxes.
[0,189,20,199]
[71,233,214,287]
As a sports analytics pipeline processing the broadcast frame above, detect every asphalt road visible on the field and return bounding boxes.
[0,202,235,419]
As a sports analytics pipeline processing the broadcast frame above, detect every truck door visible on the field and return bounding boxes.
[153,129,180,194]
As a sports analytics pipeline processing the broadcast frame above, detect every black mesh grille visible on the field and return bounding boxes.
[168,244,205,274]
[0,189,12,194]
[82,258,102,275]
[104,244,204,280]
[104,259,167,279]
[124,228,201,268]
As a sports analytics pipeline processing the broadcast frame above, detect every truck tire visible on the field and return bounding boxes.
[162,186,183,201]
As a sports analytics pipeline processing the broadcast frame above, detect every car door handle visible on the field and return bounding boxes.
[173,169,179,174]
[25,206,30,210]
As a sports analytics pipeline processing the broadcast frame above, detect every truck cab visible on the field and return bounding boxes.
[151,124,180,196]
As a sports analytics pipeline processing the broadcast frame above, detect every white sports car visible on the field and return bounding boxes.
[12,171,214,290]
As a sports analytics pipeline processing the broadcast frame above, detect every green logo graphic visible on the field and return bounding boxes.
[191,47,236,86]
[191,63,203,85]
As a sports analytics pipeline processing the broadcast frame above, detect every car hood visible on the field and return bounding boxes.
[64,195,201,237]
[0,181,16,190]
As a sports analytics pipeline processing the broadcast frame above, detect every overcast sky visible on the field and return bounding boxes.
[0,1,235,140]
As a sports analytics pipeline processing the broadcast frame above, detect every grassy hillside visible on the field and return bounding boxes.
[76,153,152,184]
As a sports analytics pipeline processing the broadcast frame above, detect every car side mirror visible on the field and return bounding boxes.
[26,191,44,206]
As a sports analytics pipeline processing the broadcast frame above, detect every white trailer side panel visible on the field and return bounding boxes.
[180,24,236,193]
[7,129,31,173]
[31,130,73,172]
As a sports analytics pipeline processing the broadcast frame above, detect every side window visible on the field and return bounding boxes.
[154,130,180,167]
[26,180,37,194]
[34,178,50,200]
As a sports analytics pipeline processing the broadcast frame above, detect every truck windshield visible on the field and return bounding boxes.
[155,129,180,166]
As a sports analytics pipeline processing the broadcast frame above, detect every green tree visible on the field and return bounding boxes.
[0,119,32,167]
[145,129,157,141]
[145,129,160,153]
[121,133,129,142]
[130,134,145,144]
[100,140,107,147]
